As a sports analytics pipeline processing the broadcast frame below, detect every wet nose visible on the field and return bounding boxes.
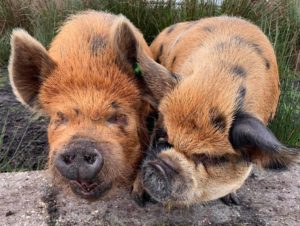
[54,139,104,181]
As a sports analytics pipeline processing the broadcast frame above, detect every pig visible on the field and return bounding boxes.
[132,16,300,206]
[8,10,166,200]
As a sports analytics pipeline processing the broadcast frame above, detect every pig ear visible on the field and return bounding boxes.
[8,29,56,111]
[229,112,299,170]
[112,16,179,104]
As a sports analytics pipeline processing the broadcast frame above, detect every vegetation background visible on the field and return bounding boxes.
[0,0,299,172]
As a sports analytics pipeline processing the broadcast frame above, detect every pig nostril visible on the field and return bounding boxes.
[84,154,96,164]
[63,154,75,165]
[55,141,103,181]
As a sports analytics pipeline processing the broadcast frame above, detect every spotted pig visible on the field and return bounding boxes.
[132,16,300,206]
[8,10,163,200]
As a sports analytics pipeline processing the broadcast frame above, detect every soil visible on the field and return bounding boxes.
[0,68,48,172]
[0,166,299,226]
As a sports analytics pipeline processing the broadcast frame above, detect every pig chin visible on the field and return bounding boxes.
[69,178,113,200]
[49,137,121,200]
[51,166,114,200]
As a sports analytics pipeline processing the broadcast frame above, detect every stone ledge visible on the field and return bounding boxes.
[0,165,299,226]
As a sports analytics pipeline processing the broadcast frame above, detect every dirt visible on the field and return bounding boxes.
[0,68,48,172]
[0,166,299,226]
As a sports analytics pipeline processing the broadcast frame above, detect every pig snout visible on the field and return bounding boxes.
[54,138,104,181]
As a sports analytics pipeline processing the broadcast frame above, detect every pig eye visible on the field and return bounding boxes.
[53,111,68,127]
[107,113,128,126]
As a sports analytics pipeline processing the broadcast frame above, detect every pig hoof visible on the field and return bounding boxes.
[220,192,241,206]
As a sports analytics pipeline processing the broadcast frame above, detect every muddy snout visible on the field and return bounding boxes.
[54,138,103,181]
[142,157,178,202]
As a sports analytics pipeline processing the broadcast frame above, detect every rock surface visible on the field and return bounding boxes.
[0,166,299,226]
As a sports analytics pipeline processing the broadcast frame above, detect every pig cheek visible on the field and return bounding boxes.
[47,126,71,168]
[102,140,127,168]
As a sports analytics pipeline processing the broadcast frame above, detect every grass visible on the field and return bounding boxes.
[0,75,5,89]
[0,0,299,172]
[0,68,48,172]
[270,78,300,145]
[0,109,48,172]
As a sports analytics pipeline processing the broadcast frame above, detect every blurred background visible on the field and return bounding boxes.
[0,0,299,172]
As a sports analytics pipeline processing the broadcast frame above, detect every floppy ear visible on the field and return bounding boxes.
[111,16,179,104]
[8,29,56,111]
[229,112,299,170]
